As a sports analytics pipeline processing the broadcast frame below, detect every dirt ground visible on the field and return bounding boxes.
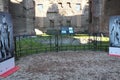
[1,51,120,80]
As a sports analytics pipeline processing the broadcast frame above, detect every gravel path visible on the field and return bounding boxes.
[1,51,120,80]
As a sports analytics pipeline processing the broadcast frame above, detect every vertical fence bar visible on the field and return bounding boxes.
[55,34,58,52]
[18,36,21,57]
[50,35,52,51]
[14,36,18,60]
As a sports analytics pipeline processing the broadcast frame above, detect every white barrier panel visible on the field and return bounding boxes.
[109,47,120,56]
[0,58,15,74]
[0,12,19,77]
[109,16,120,56]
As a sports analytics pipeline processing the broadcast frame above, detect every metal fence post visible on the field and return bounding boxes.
[55,34,59,52]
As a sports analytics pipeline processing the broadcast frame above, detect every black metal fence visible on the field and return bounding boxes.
[14,33,109,59]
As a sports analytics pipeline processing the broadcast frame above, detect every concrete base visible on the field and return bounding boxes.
[0,57,15,75]
[109,47,120,56]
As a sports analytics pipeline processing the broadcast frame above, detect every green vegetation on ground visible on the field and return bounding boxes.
[15,34,109,58]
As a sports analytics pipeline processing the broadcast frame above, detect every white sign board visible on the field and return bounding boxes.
[109,16,120,56]
[0,12,15,76]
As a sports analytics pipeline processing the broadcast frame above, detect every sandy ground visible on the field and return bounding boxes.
[1,51,120,80]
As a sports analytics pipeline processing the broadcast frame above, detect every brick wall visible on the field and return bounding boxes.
[9,0,35,35]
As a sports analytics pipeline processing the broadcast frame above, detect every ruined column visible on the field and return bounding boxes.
[0,0,9,12]
[23,0,35,35]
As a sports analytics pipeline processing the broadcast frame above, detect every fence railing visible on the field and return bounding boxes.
[14,33,109,59]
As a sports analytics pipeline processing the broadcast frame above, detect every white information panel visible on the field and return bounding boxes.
[109,16,120,56]
[0,12,15,75]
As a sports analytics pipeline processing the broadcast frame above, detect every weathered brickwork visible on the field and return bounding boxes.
[34,0,89,33]
[0,0,89,35]
[89,0,120,34]
[0,0,9,12]
[1,0,120,35]
[9,0,35,35]
[89,0,104,33]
